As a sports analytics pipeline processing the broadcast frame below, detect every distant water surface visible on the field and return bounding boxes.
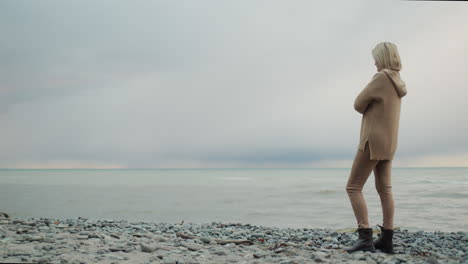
[0,168,466,232]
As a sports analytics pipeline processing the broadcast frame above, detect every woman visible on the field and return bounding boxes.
[345,42,407,254]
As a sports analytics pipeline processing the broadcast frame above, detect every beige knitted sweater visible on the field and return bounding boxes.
[354,69,407,160]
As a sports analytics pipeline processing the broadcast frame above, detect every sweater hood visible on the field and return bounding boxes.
[381,69,407,98]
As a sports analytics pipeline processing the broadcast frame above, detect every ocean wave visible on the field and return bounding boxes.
[418,179,468,185]
[221,177,254,181]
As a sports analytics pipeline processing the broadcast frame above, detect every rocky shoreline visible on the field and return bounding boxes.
[0,216,467,264]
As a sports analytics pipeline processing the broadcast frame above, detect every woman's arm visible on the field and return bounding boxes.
[354,72,386,114]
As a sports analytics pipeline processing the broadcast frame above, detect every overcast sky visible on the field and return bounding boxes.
[1,0,468,168]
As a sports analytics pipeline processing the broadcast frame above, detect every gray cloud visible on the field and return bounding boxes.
[1,0,468,168]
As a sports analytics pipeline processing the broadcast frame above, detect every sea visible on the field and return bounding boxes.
[0,168,466,232]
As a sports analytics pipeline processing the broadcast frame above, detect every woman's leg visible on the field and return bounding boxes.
[346,142,379,228]
[374,159,394,230]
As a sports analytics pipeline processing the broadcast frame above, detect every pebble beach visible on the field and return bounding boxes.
[1,215,467,264]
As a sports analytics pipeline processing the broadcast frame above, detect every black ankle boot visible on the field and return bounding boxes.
[374,225,394,254]
[345,228,375,253]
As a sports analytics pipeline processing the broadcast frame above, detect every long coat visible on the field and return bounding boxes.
[354,69,407,160]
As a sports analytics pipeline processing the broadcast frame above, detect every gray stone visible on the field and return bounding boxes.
[274,247,286,253]
[43,237,55,243]
[56,233,69,240]
[352,253,366,260]
[214,250,227,256]
[199,237,211,244]
[140,242,158,253]
[27,235,43,242]
[312,256,325,263]
[425,256,439,264]
[35,257,50,264]
[252,232,264,238]
[312,252,327,262]
[41,244,55,251]
[180,241,201,251]
[107,254,125,260]
[16,228,27,234]
[285,241,298,247]
[157,236,169,242]
[460,255,468,264]
[366,256,377,264]
[96,249,108,254]
[24,221,36,226]
[38,226,49,232]
[87,233,102,239]
[109,245,132,252]
[12,219,25,224]
[382,256,397,264]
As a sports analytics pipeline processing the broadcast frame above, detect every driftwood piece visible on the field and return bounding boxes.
[176,232,254,245]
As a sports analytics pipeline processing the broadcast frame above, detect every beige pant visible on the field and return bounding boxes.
[346,141,394,230]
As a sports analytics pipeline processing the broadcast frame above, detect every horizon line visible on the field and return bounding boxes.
[1,167,468,170]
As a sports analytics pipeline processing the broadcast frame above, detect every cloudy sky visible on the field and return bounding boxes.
[1,0,468,168]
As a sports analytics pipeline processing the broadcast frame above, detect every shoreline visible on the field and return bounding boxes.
[0,216,466,264]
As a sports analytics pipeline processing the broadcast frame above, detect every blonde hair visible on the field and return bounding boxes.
[372,42,402,71]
